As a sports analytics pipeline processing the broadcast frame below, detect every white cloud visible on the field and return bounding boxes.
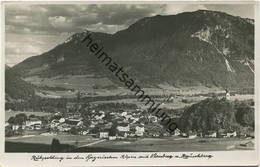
[6,41,41,55]
[5,54,34,67]
[5,33,69,66]
[48,16,75,31]
[49,16,72,26]
[5,42,41,66]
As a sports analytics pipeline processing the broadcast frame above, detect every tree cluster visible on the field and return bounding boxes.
[179,97,254,135]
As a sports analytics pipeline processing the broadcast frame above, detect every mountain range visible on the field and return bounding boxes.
[9,10,254,90]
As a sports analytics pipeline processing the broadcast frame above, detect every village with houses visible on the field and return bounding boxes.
[6,102,166,140]
[5,89,255,152]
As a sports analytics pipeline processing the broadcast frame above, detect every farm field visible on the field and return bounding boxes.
[5,134,98,146]
[5,142,75,152]
[24,75,115,91]
[6,134,254,152]
[91,94,253,110]
[24,74,227,98]
[5,133,102,152]
[75,137,254,152]
[91,96,208,110]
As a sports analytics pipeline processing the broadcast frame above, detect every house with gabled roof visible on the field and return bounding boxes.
[26,117,42,130]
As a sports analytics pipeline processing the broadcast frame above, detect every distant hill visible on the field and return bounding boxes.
[11,10,254,89]
[5,70,35,100]
[5,65,11,71]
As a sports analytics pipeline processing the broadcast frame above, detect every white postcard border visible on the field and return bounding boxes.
[0,1,259,166]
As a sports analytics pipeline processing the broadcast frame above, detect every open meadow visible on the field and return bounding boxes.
[6,133,254,152]
[73,137,254,152]
[5,134,99,152]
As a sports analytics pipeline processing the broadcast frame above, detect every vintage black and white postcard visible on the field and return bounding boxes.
[0,0,259,166]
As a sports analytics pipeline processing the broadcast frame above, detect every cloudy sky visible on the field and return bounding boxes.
[5,3,254,67]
